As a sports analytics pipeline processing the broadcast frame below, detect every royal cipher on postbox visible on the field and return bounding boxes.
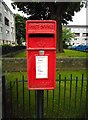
[26,20,56,90]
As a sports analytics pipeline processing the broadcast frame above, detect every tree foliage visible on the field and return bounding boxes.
[15,14,26,45]
[12,1,85,51]
[62,26,75,48]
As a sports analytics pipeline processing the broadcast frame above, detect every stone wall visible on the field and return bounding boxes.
[2,58,26,72]
[1,58,88,72]
[56,58,88,71]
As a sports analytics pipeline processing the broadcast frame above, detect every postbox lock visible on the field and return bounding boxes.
[39,50,44,55]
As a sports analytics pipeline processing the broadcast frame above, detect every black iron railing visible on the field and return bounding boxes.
[2,74,88,119]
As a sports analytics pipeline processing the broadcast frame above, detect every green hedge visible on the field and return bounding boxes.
[2,45,26,55]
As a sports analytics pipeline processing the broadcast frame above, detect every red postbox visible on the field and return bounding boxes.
[26,20,56,90]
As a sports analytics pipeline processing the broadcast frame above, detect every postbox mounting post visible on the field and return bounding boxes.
[36,90,44,120]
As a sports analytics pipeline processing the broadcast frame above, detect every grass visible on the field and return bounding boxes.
[7,81,87,118]
[4,49,88,118]
[14,49,88,58]
[56,70,88,80]
[14,50,26,58]
[5,70,88,82]
[5,70,88,118]
[57,49,88,58]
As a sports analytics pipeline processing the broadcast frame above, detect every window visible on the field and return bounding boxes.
[74,28,78,31]
[3,40,5,44]
[0,13,2,22]
[0,27,2,32]
[82,33,88,37]
[4,5,8,13]
[74,38,77,40]
[6,30,9,34]
[85,38,88,40]
[11,27,14,33]
[75,33,80,37]
[4,17,9,26]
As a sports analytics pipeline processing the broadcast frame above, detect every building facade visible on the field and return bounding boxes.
[0,0,15,45]
[65,25,88,46]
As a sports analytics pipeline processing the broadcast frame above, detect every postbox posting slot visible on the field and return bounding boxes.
[29,33,54,38]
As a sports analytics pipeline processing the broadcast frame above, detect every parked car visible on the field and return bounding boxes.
[68,44,88,52]
[75,44,88,51]
[68,45,78,50]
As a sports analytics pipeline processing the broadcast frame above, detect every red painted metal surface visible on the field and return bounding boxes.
[26,20,56,90]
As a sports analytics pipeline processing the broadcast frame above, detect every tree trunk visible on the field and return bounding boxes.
[56,16,64,53]
[49,3,64,52]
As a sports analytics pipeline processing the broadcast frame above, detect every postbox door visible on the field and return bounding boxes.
[27,49,56,90]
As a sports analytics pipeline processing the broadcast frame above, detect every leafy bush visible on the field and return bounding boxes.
[2,45,26,55]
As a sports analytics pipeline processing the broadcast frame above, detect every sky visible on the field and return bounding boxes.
[3,0,87,25]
